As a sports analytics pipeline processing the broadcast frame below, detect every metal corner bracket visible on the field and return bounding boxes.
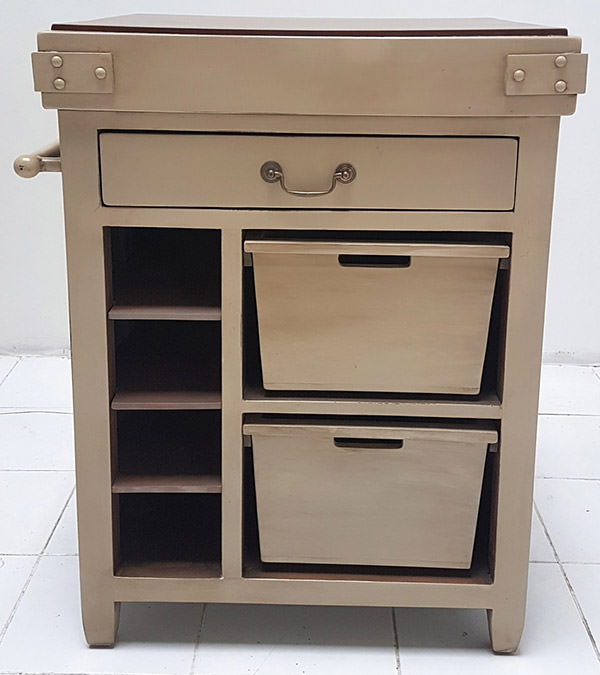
[505,52,588,96]
[32,51,114,94]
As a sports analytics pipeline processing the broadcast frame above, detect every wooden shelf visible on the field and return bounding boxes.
[243,379,502,402]
[113,474,222,493]
[242,556,491,585]
[116,560,222,579]
[243,384,501,418]
[112,390,221,410]
[109,304,221,321]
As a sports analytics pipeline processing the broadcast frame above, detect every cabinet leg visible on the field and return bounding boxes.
[83,600,120,648]
[487,605,525,654]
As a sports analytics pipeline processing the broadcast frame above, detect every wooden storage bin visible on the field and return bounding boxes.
[244,419,497,568]
[245,240,509,394]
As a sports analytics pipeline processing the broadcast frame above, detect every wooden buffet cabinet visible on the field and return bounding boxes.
[15,15,587,653]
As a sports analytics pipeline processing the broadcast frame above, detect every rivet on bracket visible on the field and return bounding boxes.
[554,55,568,68]
[554,80,568,93]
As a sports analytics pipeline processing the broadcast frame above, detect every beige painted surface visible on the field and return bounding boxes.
[54,107,563,655]
[246,421,495,567]
[99,133,517,210]
[52,106,564,656]
[18,14,584,653]
[36,31,582,116]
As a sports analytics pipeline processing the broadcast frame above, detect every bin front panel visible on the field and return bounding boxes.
[247,422,493,568]
[248,241,505,394]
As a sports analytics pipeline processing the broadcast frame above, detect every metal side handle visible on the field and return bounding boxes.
[260,161,356,197]
[14,141,61,178]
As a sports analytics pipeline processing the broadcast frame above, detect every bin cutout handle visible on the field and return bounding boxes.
[334,437,404,450]
[338,254,411,268]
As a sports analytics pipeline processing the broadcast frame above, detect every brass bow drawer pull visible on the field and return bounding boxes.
[14,141,61,178]
[260,160,356,197]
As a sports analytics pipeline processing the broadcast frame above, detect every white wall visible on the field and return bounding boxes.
[1,1,598,361]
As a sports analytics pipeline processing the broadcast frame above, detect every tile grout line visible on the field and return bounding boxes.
[40,487,76,554]
[0,553,77,557]
[0,358,21,388]
[1,469,75,474]
[0,410,72,415]
[391,608,402,674]
[537,412,600,418]
[188,602,207,674]
[0,672,181,675]
[537,411,600,417]
[534,502,600,663]
[536,476,600,482]
[0,486,75,645]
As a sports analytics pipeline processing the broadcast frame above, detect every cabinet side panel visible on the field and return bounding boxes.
[488,117,560,648]
[58,111,117,644]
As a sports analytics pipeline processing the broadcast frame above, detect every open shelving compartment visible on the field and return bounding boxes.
[112,410,222,494]
[108,226,221,320]
[116,493,222,578]
[111,319,221,410]
[105,226,223,578]
[240,230,508,585]
[242,415,499,584]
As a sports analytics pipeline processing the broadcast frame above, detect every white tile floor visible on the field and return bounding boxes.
[0,356,599,674]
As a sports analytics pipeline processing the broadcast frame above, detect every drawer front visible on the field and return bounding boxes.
[244,420,496,568]
[246,240,509,394]
[99,133,517,210]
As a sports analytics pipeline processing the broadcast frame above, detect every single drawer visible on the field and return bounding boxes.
[244,419,496,568]
[245,239,509,394]
[99,133,517,210]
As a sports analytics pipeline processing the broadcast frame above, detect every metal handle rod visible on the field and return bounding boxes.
[14,141,61,178]
[260,161,356,197]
